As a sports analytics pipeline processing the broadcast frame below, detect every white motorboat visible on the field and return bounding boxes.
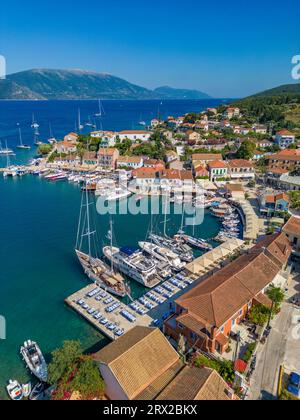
[20,340,48,383]
[103,246,160,288]
[139,241,186,272]
[6,380,24,401]
[105,187,132,202]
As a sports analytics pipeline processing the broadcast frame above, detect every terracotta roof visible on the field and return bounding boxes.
[283,216,300,237]
[156,367,235,401]
[208,160,228,169]
[176,233,291,328]
[228,159,254,169]
[254,293,273,309]
[267,168,289,175]
[93,327,180,400]
[98,148,118,156]
[192,154,223,162]
[266,195,275,204]
[226,183,244,192]
[118,156,142,164]
[269,150,300,161]
[135,360,184,400]
[277,130,295,136]
[119,130,149,135]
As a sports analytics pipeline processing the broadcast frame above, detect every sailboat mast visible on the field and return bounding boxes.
[109,218,114,274]
[85,179,92,258]
[18,125,23,146]
[163,194,168,237]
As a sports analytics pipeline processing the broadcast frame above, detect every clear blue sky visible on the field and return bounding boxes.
[0,0,299,97]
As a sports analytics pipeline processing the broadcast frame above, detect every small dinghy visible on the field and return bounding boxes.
[6,380,23,401]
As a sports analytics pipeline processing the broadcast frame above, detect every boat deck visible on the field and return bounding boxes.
[66,284,153,341]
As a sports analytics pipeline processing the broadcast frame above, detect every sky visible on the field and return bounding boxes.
[0,0,299,98]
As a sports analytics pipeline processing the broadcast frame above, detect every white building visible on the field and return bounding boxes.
[118,130,151,143]
[275,130,296,149]
[117,156,144,169]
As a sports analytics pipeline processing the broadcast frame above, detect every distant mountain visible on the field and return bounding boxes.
[154,86,211,99]
[0,69,211,100]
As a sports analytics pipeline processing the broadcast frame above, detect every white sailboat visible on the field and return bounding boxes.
[31,114,40,130]
[0,139,14,156]
[48,123,57,144]
[94,99,104,117]
[16,124,31,150]
[78,109,84,131]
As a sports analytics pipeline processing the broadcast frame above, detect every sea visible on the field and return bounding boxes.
[0,99,227,398]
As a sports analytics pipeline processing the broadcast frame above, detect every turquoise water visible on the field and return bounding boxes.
[0,176,221,398]
[0,99,225,399]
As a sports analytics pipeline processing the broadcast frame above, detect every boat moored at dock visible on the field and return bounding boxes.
[138,241,186,272]
[103,246,160,288]
[20,340,48,383]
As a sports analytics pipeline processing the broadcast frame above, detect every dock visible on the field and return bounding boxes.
[66,271,201,340]
[66,284,153,341]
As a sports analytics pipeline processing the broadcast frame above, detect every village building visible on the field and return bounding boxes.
[268,149,300,171]
[93,326,237,401]
[82,151,98,166]
[275,130,296,149]
[53,154,81,167]
[191,153,223,167]
[223,107,240,119]
[166,150,179,163]
[144,159,165,170]
[116,156,144,169]
[227,159,255,180]
[225,183,245,200]
[253,125,268,135]
[98,148,119,170]
[56,140,78,154]
[169,159,184,171]
[64,132,79,143]
[259,192,289,217]
[151,119,160,128]
[185,130,201,143]
[90,131,117,147]
[208,160,229,181]
[194,164,209,179]
[164,233,291,354]
[283,216,300,255]
[118,130,151,143]
[256,139,273,149]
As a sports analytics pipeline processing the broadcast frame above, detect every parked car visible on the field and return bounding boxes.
[287,372,300,398]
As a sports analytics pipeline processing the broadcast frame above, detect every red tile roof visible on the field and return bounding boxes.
[176,233,291,328]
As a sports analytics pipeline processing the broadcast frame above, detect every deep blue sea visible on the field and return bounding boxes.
[0,99,225,399]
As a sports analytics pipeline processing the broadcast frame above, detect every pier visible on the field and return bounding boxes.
[66,284,153,341]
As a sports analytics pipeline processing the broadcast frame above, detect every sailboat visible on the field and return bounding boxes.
[94,99,105,118]
[16,124,31,150]
[75,183,126,297]
[148,196,193,263]
[48,123,57,144]
[31,114,40,130]
[0,140,14,156]
[78,109,84,132]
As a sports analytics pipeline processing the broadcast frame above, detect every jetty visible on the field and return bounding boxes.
[66,284,153,341]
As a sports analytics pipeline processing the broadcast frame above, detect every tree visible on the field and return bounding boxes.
[236,140,256,160]
[49,341,105,400]
[267,287,285,312]
[38,144,52,155]
[48,340,82,385]
[248,304,270,326]
[70,357,105,400]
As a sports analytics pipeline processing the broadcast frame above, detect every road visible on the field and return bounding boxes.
[248,268,300,400]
